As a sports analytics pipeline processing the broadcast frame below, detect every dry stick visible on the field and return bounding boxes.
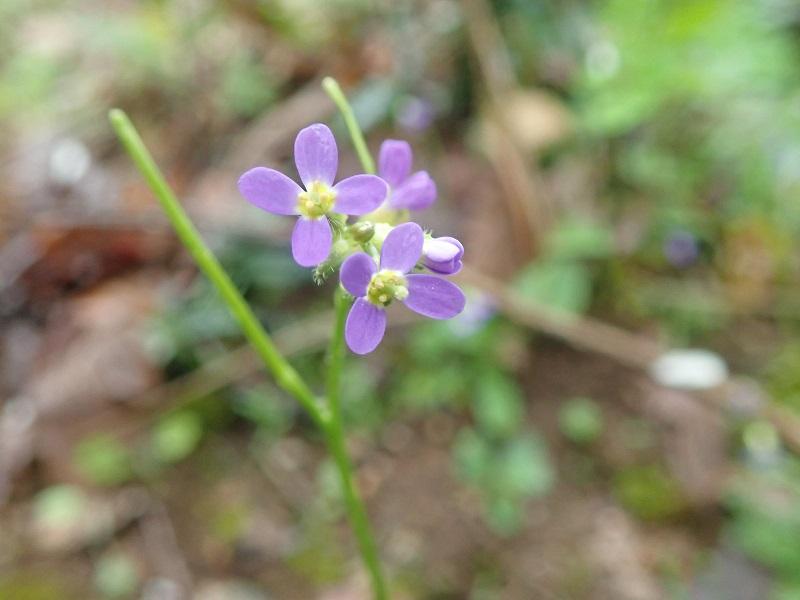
[459,267,664,369]
[461,0,548,260]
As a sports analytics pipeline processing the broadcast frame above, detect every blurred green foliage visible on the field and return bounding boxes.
[74,436,133,487]
[33,485,88,531]
[613,464,686,521]
[93,552,139,599]
[727,457,800,597]
[151,411,204,464]
[402,322,554,535]
[559,397,603,445]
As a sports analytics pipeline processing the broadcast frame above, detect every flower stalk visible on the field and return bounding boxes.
[322,76,376,175]
[108,107,388,599]
[324,288,387,598]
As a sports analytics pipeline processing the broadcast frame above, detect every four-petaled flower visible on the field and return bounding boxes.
[238,124,388,267]
[378,139,437,211]
[340,223,466,354]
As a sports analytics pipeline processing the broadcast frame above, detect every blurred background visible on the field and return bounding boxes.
[3,0,800,598]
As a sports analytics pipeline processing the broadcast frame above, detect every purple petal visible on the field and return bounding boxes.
[388,170,437,210]
[340,252,377,297]
[333,175,388,215]
[380,222,423,273]
[291,217,332,267]
[238,167,301,215]
[378,139,412,188]
[294,124,338,188]
[403,274,466,319]
[423,236,464,275]
[345,298,387,354]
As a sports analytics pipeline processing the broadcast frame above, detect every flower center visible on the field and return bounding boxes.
[297,181,336,218]
[366,270,408,307]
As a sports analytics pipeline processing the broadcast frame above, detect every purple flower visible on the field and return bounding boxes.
[238,124,388,267]
[378,140,437,211]
[396,96,435,133]
[340,222,466,354]
[422,236,463,275]
[449,291,495,337]
[663,230,699,268]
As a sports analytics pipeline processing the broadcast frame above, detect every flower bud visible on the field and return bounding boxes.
[371,223,393,250]
[349,221,375,243]
[422,236,463,274]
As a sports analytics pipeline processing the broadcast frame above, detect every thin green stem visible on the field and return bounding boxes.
[324,289,388,599]
[322,77,376,174]
[108,109,328,430]
[325,288,350,414]
[322,78,391,598]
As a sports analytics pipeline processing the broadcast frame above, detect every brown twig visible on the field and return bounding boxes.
[461,0,549,260]
[459,266,663,369]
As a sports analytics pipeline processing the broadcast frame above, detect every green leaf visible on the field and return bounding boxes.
[93,552,139,599]
[472,370,524,438]
[453,428,491,483]
[559,397,604,445]
[486,496,523,536]
[33,485,87,529]
[74,435,132,486]
[773,582,800,600]
[493,434,555,498]
[731,510,800,580]
[151,412,203,464]
[547,220,614,260]
[513,260,592,314]
[219,54,276,118]
[232,385,292,435]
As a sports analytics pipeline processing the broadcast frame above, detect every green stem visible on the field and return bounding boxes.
[325,288,349,414]
[108,109,328,431]
[322,77,392,598]
[110,107,388,599]
[324,289,388,599]
[322,78,389,598]
[322,77,376,174]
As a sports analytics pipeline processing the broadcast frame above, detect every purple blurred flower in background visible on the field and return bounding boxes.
[664,230,699,268]
[449,291,496,337]
[422,236,463,274]
[340,223,465,354]
[378,140,437,211]
[396,96,435,133]
[239,124,387,267]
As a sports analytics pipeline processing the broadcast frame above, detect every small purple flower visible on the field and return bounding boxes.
[340,222,466,354]
[396,96,435,133]
[449,291,495,337]
[238,124,388,267]
[378,140,437,211]
[422,236,463,275]
[664,230,699,268]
